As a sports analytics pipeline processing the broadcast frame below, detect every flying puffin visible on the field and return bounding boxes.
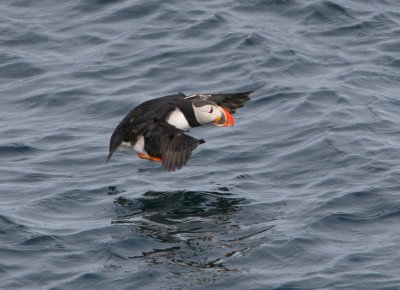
[107,90,253,171]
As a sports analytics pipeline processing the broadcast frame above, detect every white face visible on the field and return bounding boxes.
[193,103,222,125]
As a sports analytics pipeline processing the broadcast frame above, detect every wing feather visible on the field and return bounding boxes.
[144,120,205,171]
[184,90,253,113]
[161,131,202,171]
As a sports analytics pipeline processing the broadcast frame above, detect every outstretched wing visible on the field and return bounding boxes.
[144,120,205,171]
[184,90,253,114]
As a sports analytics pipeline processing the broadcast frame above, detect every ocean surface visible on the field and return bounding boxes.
[1,0,400,289]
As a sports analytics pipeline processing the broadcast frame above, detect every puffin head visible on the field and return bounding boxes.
[192,100,234,127]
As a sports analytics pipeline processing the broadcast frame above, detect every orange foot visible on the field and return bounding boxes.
[137,153,161,163]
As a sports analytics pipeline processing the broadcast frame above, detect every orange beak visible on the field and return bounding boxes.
[214,106,234,127]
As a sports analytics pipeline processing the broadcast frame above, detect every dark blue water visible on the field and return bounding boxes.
[2,0,400,289]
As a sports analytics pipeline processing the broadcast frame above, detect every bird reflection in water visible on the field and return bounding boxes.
[111,190,275,275]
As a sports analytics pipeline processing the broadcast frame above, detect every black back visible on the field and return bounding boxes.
[107,94,199,162]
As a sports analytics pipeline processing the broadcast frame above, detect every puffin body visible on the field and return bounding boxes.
[108,90,253,171]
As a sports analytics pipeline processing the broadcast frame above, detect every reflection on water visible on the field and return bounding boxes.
[112,190,276,275]
[113,190,245,225]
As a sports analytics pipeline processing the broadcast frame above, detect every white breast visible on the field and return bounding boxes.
[133,135,145,153]
[166,107,190,130]
[121,136,146,154]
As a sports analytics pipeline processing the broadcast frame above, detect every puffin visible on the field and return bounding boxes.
[107,90,253,171]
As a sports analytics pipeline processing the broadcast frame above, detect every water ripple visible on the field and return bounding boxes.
[1,0,400,289]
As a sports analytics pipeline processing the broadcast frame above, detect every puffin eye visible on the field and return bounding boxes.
[209,107,213,114]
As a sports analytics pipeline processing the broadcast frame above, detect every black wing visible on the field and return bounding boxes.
[107,97,178,162]
[184,90,253,114]
[144,120,205,172]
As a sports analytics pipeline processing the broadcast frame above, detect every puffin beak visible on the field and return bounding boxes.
[214,106,234,127]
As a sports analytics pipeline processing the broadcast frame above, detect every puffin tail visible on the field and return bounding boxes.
[106,130,123,163]
[106,151,113,163]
